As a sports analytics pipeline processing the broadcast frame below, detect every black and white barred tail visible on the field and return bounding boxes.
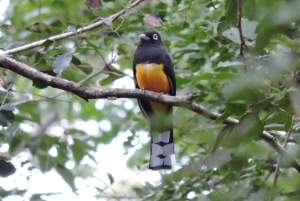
[149,129,176,170]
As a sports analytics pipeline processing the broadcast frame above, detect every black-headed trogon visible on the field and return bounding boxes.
[133,30,176,170]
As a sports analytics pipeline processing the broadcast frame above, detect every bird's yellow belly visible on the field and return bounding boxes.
[136,63,170,114]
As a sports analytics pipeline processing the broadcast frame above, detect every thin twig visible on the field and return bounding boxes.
[262,168,275,186]
[84,38,107,65]
[11,91,67,106]
[293,119,300,129]
[38,0,42,22]
[0,0,146,55]
[269,115,295,201]
[12,90,70,103]
[11,63,109,106]
[111,16,125,38]
[0,76,13,111]
[0,90,10,112]
[237,0,247,73]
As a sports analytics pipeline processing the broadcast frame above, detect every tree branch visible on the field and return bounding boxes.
[237,0,247,73]
[1,54,300,173]
[269,115,296,201]
[275,115,295,178]
[0,0,146,55]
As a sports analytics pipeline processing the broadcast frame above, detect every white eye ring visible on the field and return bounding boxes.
[153,34,158,40]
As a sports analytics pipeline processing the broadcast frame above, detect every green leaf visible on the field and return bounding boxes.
[9,137,22,155]
[225,0,237,23]
[245,141,272,160]
[264,123,285,131]
[227,152,248,173]
[56,164,76,192]
[35,51,45,63]
[213,113,263,151]
[223,74,267,102]
[36,147,55,173]
[242,0,256,20]
[75,63,93,75]
[0,109,15,126]
[241,19,258,40]
[87,152,98,166]
[99,75,120,86]
[32,70,56,89]
[205,149,232,168]
[107,173,114,185]
[117,44,128,55]
[71,139,92,164]
[264,111,290,125]
[132,187,145,196]
[65,128,88,135]
[71,56,93,74]
[212,124,235,153]
[217,16,231,35]
[0,104,15,111]
[192,125,219,144]
[222,28,241,43]
[249,97,274,112]
[284,114,293,132]
[216,103,248,123]
[27,136,42,155]
[221,19,257,44]
[254,19,277,53]
[71,55,81,65]
[53,53,73,75]
[43,39,54,51]
[235,113,263,144]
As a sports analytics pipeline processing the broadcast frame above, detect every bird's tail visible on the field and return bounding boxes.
[149,128,176,170]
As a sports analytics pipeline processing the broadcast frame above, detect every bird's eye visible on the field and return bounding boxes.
[153,34,158,40]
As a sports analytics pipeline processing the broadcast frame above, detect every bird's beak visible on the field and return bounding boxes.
[139,33,150,40]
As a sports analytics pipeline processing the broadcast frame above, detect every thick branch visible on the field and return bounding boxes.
[0,54,300,173]
[0,0,146,55]
[0,55,199,102]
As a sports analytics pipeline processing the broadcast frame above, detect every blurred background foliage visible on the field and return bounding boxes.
[1,0,300,200]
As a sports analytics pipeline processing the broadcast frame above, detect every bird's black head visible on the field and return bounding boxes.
[138,30,162,45]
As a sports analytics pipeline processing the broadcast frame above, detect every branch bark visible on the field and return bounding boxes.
[1,54,300,173]
[0,0,146,55]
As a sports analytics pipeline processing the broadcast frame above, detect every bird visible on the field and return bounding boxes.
[133,30,176,170]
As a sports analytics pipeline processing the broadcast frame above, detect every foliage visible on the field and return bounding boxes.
[1,0,300,200]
